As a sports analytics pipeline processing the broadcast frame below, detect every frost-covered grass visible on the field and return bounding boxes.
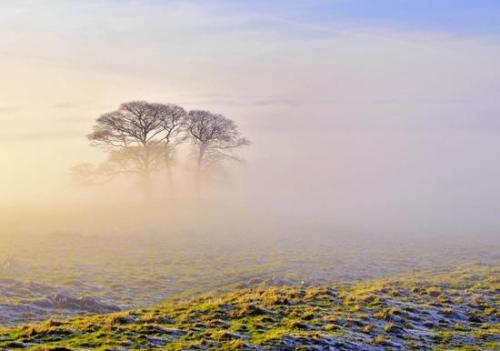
[1,228,498,325]
[0,264,497,350]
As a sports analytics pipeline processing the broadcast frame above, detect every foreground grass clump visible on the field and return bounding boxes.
[0,264,498,350]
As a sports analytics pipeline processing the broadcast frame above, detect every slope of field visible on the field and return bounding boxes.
[0,264,497,350]
[1,226,498,326]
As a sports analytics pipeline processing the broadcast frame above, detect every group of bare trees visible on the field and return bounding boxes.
[72,101,249,199]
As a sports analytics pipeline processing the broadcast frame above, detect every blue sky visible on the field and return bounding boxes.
[199,0,500,37]
[292,0,500,34]
[3,1,500,36]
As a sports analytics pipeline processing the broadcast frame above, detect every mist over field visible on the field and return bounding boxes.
[0,1,499,350]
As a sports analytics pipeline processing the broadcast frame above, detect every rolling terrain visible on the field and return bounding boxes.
[0,264,497,350]
[0,226,497,326]
[1,209,498,350]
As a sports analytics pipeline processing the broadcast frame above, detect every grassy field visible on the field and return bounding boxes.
[0,207,498,349]
[0,264,497,350]
[0,225,498,326]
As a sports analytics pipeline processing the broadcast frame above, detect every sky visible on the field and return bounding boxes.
[1,1,500,233]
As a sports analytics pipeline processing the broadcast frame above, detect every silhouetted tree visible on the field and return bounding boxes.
[79,101,186,199]
[155,104,187,197]
[185,110,249,197]
[73,103,250,201]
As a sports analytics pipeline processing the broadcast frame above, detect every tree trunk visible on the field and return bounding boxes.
[166,164,174,199]
[141,170,153,202]
[142,145,153,202]
[195,144,207,200]
[164,146,175,199]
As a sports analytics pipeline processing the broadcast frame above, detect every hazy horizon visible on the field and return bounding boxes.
[1,0,500,237]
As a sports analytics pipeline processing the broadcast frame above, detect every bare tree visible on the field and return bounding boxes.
[73,103,249,200]
[154,104,187,197]
[79,101,186,199]
[185,110,250,197]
